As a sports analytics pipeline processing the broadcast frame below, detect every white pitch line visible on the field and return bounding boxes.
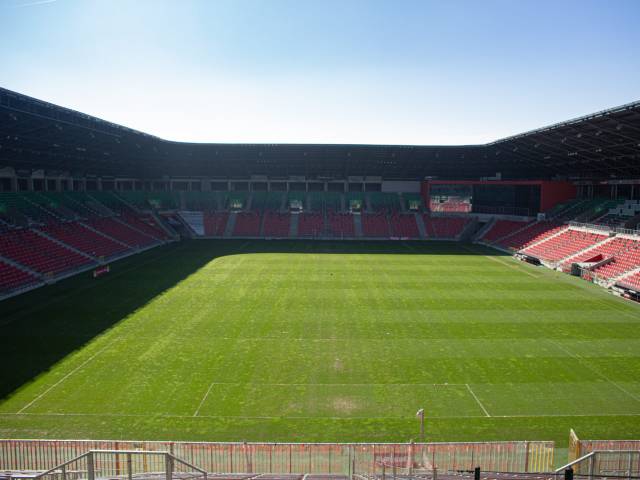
[466,384,491,417]
[4,411,640,420]
[547,340,640,404]
[17,343,113,414]
[193,382,216,417]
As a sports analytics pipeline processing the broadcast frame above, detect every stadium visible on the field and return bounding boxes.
[1,2,640,480]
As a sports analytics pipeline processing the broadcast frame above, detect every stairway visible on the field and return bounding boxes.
[289,213,299,237]
[353,214,363,238]
[223,212,237,237]
[415,213,427,239]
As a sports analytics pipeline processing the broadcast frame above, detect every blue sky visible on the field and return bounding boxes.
[1,0,639,144]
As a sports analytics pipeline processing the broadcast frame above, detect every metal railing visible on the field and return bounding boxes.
[0,440,555,475]
[6,450,208,480]
[556,451,640,478]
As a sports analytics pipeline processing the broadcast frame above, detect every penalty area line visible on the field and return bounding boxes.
[466,384,491,417]
[193,382,216,417]
[17,343,114,414]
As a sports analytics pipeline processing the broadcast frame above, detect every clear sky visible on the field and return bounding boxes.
[1,0,639,145]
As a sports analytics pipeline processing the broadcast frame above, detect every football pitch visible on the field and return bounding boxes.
[1,240,639,458]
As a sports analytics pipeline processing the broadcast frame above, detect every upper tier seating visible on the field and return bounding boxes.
[362,213,390,237]
[233,211,261,236]
[497,222,564,251]
[263,211,290,237]
[85,217,156,248]
[424,216,469,239]
[203,212,229,236]
[522,229,608,262]
[0,260,41,295]
[328,212,355,237]
[42,222,129,259]
[0,228,92,275]
[389,213,420,238]
[480,220,529,243]
[297,212,324,237]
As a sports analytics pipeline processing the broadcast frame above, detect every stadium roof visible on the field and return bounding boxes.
[1,87,639,181]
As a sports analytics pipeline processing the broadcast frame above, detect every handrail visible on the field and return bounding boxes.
[555,450,640,473]
[31,449,208,480]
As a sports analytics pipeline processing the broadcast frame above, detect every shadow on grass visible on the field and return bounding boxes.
[0,238,508,401]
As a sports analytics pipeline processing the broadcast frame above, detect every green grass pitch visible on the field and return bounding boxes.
[1,240,639,461]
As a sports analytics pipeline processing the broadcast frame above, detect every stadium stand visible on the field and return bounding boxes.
[0,260,41,295]
[424,215,470,239]
[496,222,565,251]
[389,212,420,238]
[522,229,608,262]
[297,212,324,237]
[85,217,157,248]
[361,212,390,237]
[233,211,261,236]
[0,228,92,275]
[618,270,640,291]
[561,235,632,267]
[593,243,640,279]
[203,211,229,236]
[328,212,355,237]
[41,221,129,259]
[480,219,529,243]
[263,211,290,237]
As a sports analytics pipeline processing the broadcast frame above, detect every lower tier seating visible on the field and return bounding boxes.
[618,271,640,291]
[497,222,564,250]
[593,246,640,279]
[424,216,469,238]
[86,217,156,247]
[389,213,420,238]
[361,213,390,237]
[233,212,261,236]
[203,212,229,236]
[298,213,324,237]
[328,212,355,237]
[480,220,529,243]
[263,211,290,237]
[42,222,129,259]
[561,236,634,266]
[0,260,41,295]
[522,229,608,262]
[121,213,169,240]
[0,229,92,275]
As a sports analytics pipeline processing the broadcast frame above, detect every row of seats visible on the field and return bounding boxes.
[593,245,640,279]
[480,220,529,243]
[424,216,469,239]
[0,260,41,295]
[84,217,157,248]
[203,212,229,236]
[496,222,565,251]
[41,222,128,259]
[0,229,92,276]
[263,211,290,237]
[618,270,640,291]
[522,229,608,262]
